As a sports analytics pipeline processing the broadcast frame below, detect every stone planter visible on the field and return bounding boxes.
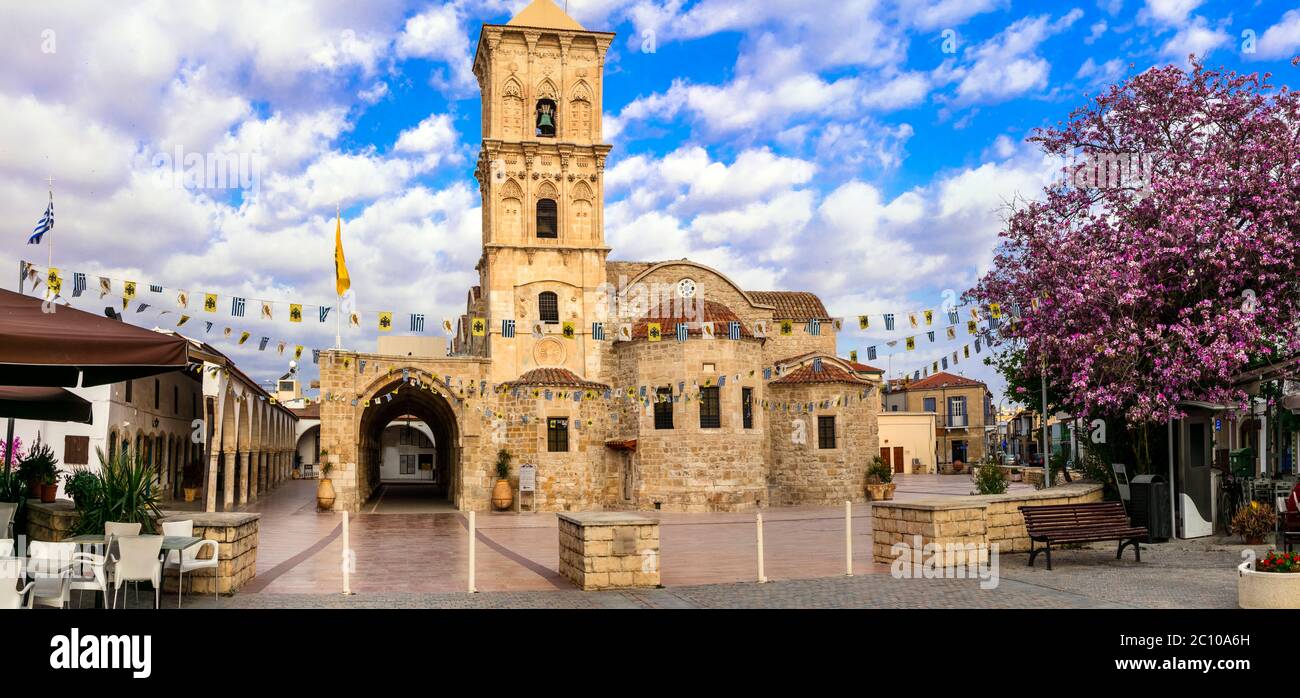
[865,482,896,501]
[1237,560,1300,609]
[316,478,336,510]
[491,479,513,510]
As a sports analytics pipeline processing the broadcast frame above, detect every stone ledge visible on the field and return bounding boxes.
[873,482,1102,511]
[557,511,658,527]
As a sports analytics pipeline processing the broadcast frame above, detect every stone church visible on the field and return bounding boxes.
[316,0,883,512]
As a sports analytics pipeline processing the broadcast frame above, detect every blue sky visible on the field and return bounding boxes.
[2,0,1299,401]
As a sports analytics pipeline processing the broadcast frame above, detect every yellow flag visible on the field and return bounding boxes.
[561,321,575,339]
[471,317,486,336]
[334,208,350,296]
[204,293,217,312]
[647,322,662,342]
[378,312,393,332]
[289,304,302,322]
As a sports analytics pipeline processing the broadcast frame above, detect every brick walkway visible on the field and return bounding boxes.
[93,475,1237,609]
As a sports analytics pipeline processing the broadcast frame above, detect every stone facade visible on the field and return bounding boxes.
[871,483,1104,563]
[314,0,884,514]
[557,512,660,590]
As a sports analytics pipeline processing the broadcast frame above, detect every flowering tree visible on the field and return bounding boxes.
[974,58,1300,428]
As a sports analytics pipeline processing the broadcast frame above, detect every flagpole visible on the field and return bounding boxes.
[46,176,54,270]
[335,203,342,350]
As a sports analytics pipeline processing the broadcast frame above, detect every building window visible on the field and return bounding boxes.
[173,385,179,415]
[948,396,968,428]
[536,199,558,238]
[538,291,559,324]
[699,387,720,429]
[890,405,899,412]
[154,379,160,409]
[124,380,132,404]
[742,387,754,429]
[193,394,198,420]
[399,454,417,475]
[923,397,936,413]
[654,387,673,430]
[547,418,569,452]
[535,98,557,137]
[818,415,837,449]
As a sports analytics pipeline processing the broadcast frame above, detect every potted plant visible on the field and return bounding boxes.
[492,449,513,511]
[951,460,965,474]
[17,436,58,497]
[1230,501,1277,545]
[316,461,336,510]
[973,461,1008,495]
[864,456,895,501]
[63,468,99,507]
[39,471,58,503]
[1238,550,1300,609]
[71,448,163,535]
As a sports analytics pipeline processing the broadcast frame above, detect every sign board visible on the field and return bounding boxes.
[1111,462,1130,504]
[1214,418,1222,432]
[519,463,536,492]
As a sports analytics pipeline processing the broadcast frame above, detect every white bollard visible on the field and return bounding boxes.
[342,510,352,596]
[756,512,767,584]
[845,500,853,576]
[468,510,477,593]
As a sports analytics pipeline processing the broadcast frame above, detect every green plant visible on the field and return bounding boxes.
[0,463,29,527]
[974,461,1008,495]
[71,447,162,536]
[866,456,892,484]
[1256,550,1300,573]
[17,436,58,484]
[496,449,512,480]
[321,461,333,478]
[64,468,101,504]
[1230,500,1277,542]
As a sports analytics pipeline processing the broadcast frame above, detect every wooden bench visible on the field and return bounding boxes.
[1019,501,1148,570]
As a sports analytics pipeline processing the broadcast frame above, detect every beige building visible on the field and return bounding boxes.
[315,0,883,512]
[886,372,991,470]
[877,412,937,474]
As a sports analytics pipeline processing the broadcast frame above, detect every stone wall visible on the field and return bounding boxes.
[25,499,78,542]
[557,512,660,590]
[767,382,879,506]
[871,483,1104,562]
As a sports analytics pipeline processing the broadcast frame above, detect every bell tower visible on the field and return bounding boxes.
[468,0,615,382]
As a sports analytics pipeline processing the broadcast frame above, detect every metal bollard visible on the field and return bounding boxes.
[756,512,767,584]
[845,500,853,576]
[342,510,352,596]
[468,510,477,593]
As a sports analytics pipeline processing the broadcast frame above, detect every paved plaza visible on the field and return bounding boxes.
[64,474,1250,609]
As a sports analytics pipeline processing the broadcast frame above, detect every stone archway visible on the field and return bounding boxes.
[356,376,462,508]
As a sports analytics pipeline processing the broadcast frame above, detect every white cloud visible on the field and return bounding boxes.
[1255,9,1300,60]
[1141,0,1205,26]
[938,10,1083,105]
[1160,16,1230,60]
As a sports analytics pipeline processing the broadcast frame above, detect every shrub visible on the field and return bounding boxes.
[866,456,892,484]
[17,436,58,485]
[63,468,101,505]
[974,461,1008,495]
[495,449,512,480]
[1230,501,1277,542]
[71,447,162,536]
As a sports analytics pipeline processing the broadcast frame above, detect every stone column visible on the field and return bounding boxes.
[223,451,237,510]
[205,452,221,513]
[251,450,262,501]
[239,450,251,505]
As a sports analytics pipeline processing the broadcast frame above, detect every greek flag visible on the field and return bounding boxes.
[71,272,86,298]
[948,309,959,325]
[150,284,163,294]
[259,337,269,351]
[204,321,213,334]
[806,319,820,336]
[812,357,823,373]
[319,306,331,323]
[409,314,425,332]
[867,346,877,361]
[28,195,53,244]
[591,322,604,341]
[135,303,150,313]
[727,320,740,340]
[675,323,688,342]
[231,297,246,317]
[312,349,321,364]
[927,331,935,342]
[502,319,516,338]
[883,313,895,331]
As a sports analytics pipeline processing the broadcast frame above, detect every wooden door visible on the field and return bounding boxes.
[893,447,905,473]
[880,447,892,471]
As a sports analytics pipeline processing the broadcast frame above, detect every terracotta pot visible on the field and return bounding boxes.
[183,487,199,503]
[491,479,513,511]
[40,483,58,503]
[865,482,895,501]
[317,478,336,510]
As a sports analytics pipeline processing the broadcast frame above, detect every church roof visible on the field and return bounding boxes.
[770,363,871,386]
[630,300,753,339]
[747,291,831,321]
[898,371,986,391]
[507,0,586,31]
[502,367,607,390]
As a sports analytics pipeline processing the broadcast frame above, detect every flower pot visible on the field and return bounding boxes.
[183,487,200,503]
[1245,536,1265,545]
[316,478,336,510]
[1238,561,1300,609]
[865,482,895,501]
[491,479,513,511]
[40,483,58,503]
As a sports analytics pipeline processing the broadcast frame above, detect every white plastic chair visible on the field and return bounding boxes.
[161,520,219,607]
[68,552,110,609]
[0,538,12,558]
[26,541,76,608]
[0,502,15,539]
[1,576,34,609]
[111,535,163,609]
[103,522,142,590]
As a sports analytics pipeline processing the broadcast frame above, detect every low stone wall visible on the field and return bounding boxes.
[558,512,660,590]
[22,500,259,595]
[872,482,1104,563]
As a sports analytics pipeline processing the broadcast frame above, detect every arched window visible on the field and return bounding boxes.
[539,291,559,324]
[536,198,558,238]
[536,98,557,137]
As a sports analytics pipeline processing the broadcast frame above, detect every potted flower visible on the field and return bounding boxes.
[1238,550,1300,609]
[864,457,895,501]
[491,449,513,511]
[1230,501,1277,545]
[317,461,335,510]
[17,437,58,500]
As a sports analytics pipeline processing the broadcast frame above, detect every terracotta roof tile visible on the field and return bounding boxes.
[770,363,870,386]
[631,300,752,339]
[847,361,884,373]
[899,371,986,391]
[502,367,608,390]
[748,291,830,321]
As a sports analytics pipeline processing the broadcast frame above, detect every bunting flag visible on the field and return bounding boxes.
[948,309,959,325]
[46,268,62,297]
[259,337,270,351]
[884,314,895,331]
[294,345,303,360]
[531,321,545,339]
[591,322,604,341]
[989,303,1002,319]
[442,318,455,335]
[906,336,916,351]
[260,302,273,321]
[122,281,136,300]
[947,326,956,340]
[471,317,486,337]
[349,312,360,328]
[701,322,715,340]
[204,321,213,333]
[849,350,857,362]
[135,303,150,313]
[177,315,191,327]
[312,349,321,364]
[926,331,935,342]
[675,322,688,342]
[908,312,918,328]
[617,323,632,341]
[71,272,86,298]
[858,315,869,330]
[923,310,933,326]
[561,321,575,339]
[290,304,303,323]
[319,306,331,323]
[647,322,662,342]
[502,319,516,338]
[278,341,286,355]
[968,320,978,335]
[867,346,877,360]
[779,320,793,336]
[409,314,424,332]
[728,320,741,340]
[231,297,245,317]
[238,331,250,345]
[377,312,393,332]
[806,319,821,336]
[753,320,769,338]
